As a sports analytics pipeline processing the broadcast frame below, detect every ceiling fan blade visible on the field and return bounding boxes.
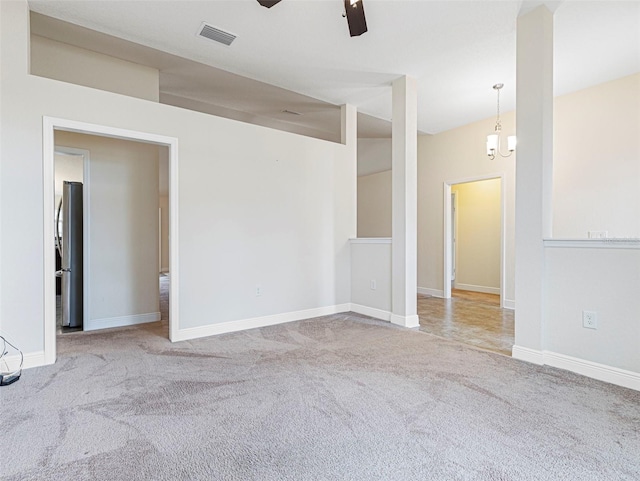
[344,0,368,37]
[257,0,282,7]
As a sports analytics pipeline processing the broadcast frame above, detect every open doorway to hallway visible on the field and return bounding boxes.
[443,175,505,303]
[423,175,513,355]
[449,178,502,299]
[43,116,179,365]
[53,130,170,342]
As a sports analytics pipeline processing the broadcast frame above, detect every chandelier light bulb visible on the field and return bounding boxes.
[486,134,498,156]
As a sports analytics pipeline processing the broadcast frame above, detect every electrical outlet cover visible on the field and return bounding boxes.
[582,310,597,329]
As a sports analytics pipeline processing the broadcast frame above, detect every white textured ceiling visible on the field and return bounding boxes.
[29,0,640,135]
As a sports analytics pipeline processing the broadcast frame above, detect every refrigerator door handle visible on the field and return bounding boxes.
[56,268,70,277]
[55,198,63,259]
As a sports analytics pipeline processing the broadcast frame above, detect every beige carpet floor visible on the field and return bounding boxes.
[1,313,639,480]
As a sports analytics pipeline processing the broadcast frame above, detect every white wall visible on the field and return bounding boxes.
[0,2,355,359]
[357,138,392,176]
[553,73,640,239]
[521,74,640,388]
[531,241,640,389]
[30,35,160,102]
[357,170,392,237]
[350,239,391,319]
[451,179,501,293]
[56,131,160,329]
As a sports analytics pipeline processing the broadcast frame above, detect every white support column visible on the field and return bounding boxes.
[513,6,554,359]
[391,76,419,328]
[341,104,357,148]
[337,104,358,304]
[340,103,357,240]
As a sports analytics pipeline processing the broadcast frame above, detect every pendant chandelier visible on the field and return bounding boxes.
[486,83,516,159]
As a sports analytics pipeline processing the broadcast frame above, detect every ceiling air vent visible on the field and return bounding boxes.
[197,22,236,46]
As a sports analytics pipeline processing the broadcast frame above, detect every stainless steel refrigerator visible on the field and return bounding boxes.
[56,181,83,328]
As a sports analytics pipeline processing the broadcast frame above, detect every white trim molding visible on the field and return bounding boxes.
[349,237,392,244]
[513,346,640,391]
[544,238,640,249]
[512,345,545,365]
[4,351,46,371]
[417,287,444,298]
[350,304,391,322]
[502,299,516,310]
[455,284,500,295]
[390,314,420,328]
[173,304,351,342]
[84,312,161,331]
[544,351,640,392]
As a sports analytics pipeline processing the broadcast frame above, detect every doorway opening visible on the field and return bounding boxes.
[43,117,179,365]
[443,174,505,305]
[423,173,512,355]
[54,147,89,334]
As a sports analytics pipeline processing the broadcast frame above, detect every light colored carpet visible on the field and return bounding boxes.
[1,313,639,480]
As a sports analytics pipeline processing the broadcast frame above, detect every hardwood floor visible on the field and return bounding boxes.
[417,289,514,356]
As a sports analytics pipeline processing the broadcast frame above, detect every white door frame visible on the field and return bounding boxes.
[443,173,506,307]
[450,190,457,287]
[43,116,180,365]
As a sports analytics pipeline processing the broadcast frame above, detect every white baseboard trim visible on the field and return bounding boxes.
[173,304,351,342]
[390,313,420,328]
[350,304,391,321]
[3,350,46,371]
[512,345,545,365]
[417,287,444,298]
[84,312,161,331]
[350,305,421,329]
[455,284,500,295]
[544,351,640,392]
[513,345,640,391]
[502,299,515,310]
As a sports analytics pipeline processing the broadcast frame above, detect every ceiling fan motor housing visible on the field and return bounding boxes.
[344,0,368,37]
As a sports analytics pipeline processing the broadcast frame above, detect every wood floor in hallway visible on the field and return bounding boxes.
[418,289,514,356]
